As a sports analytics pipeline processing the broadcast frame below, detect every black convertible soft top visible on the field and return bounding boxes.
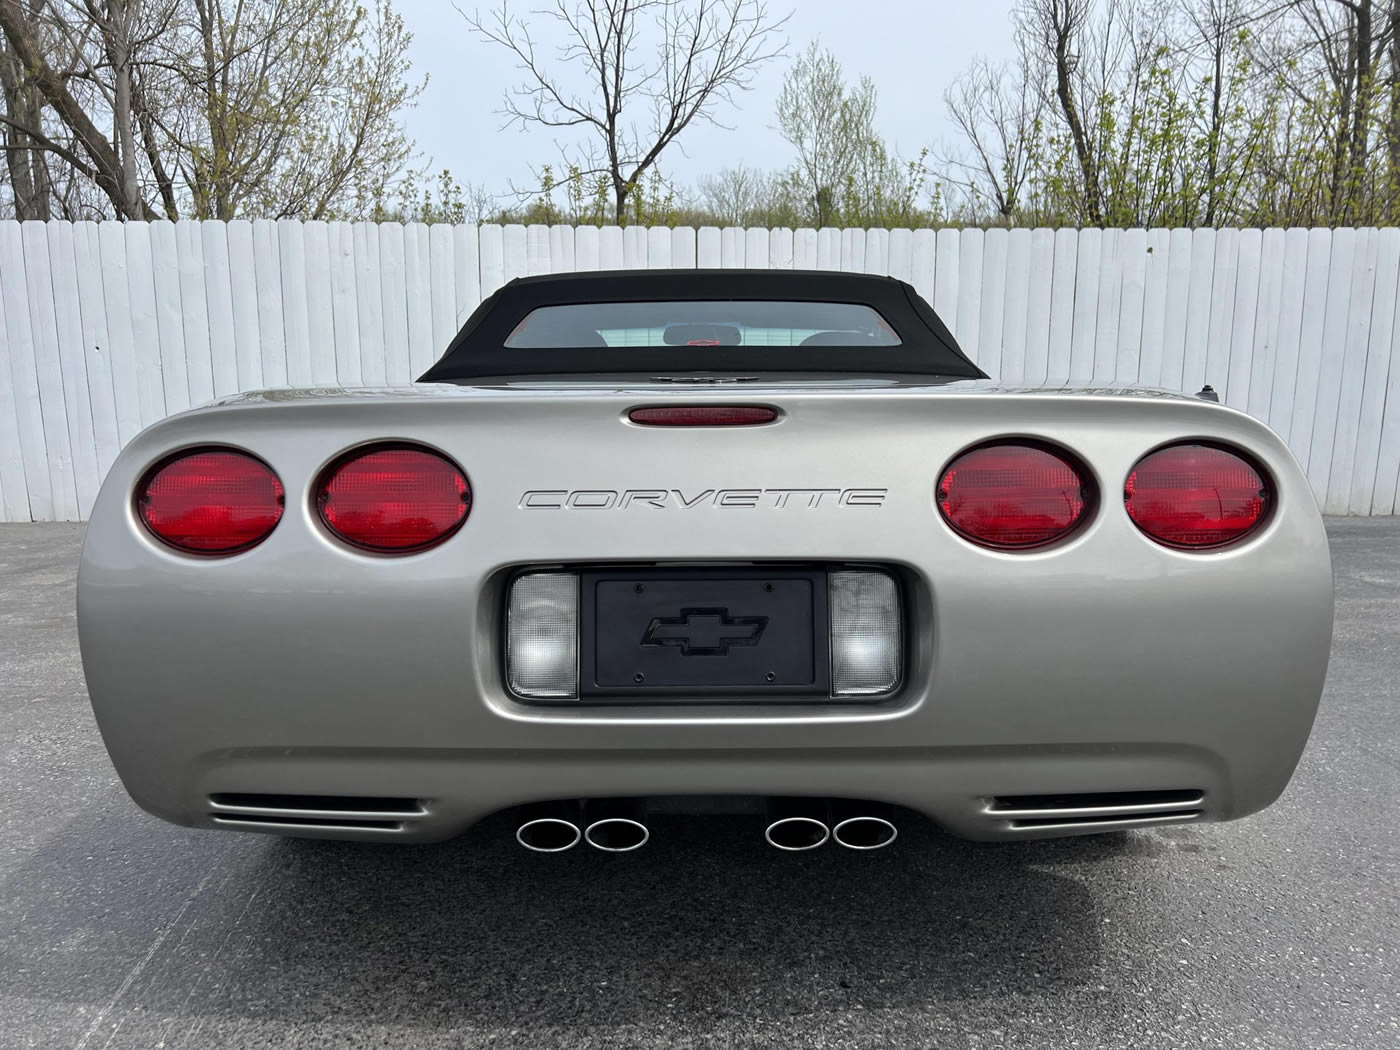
[417,268,985,382]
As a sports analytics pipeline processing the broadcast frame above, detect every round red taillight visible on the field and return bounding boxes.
[316,445,470,552]
[137,448,284,554]
[937,443,1090,549]
[1125,443,1270,548]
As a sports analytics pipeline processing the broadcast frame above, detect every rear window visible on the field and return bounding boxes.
[503,300,902,348]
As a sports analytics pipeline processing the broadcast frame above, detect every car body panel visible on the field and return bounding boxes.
[77,375,1334,841]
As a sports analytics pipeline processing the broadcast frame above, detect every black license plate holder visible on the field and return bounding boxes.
[580,569,829,699]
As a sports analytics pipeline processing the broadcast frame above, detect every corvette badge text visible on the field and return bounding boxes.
[519,488,887,509]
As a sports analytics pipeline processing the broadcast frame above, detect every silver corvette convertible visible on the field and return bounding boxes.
[77,269,1334,852]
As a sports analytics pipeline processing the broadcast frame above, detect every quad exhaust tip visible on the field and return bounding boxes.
[764,816,831,851]
[516,817,582,853]
[831,816,898,851]
[584,817,650,852]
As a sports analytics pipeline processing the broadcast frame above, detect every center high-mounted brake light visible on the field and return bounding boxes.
[316,444,471,553]
[628,405,778,426]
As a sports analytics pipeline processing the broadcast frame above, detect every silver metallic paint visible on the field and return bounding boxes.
[76,377,1334,841]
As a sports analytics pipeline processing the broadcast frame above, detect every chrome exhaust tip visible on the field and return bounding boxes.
[583,817,650,852]
[764,816,831,851]
[516,817,582,853]
[831,815,898,850]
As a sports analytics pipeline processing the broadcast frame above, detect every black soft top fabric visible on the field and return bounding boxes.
[417,268,985,382]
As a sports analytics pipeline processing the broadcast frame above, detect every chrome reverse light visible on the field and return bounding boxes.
[828,571,902,696]
[507,573,580,698]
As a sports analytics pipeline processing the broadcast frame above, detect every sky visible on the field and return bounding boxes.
[398,0,1020,205]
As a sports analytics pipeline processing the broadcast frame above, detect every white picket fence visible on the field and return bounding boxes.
[2,220,1400,521]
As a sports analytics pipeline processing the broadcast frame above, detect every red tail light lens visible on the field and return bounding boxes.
[938,443,1090,549]
[629,405,777,426]
[137,448,284,554]
[1125,443,1270,548]
[317,445,470,552]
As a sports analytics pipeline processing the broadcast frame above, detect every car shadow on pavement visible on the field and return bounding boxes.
[1,797,1169,1033]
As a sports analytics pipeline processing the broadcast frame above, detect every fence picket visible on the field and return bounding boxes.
[1288,229,1334,460]
[1325,229,1381,512]
[503,224,529,282]
[1136,230,1170,387]
[696,227,720,268]
[768,227,793,269]
[304,221,339,385]
[478,223,504,295]
[1302,228,1356,494]
[253,221,287,387]
[282,220,313,387]
[1090,229,1122,384]
[599,226,624,269]
[1268,229,1311,440]
[353,222,385,385]
[527,224,551,276]
[44,222,101,516]
[1363,230,1400,513]
[1204,229,1240,396]
[227,221,263,392]
[331,222,361,385]
[746,227,769,267]
[1223,228,1262,410]
[429,224,457,352]
[20,222,78,519]
[1,221,52,518]
[865,228,889,275]
[978,228,1008,379]
[933,228,959,323]
[649,226,673,268]
[551,224,576,274]
[0,262,30,520]
[887,228,912,282]
[99,222,146,440]
[377,222,410,385]
[910,229,935,303]
[123,222,169,427]
[623,225,647,268]
[403,223,433,380]
[1115,229,1147,386]
[1247,229,1285,420]
[956,229,983,361]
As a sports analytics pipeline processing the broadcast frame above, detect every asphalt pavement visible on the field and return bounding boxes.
[1,520,1396,1049]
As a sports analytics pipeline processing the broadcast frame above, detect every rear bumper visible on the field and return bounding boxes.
[170,743,1226,842]
[76,387,1335,842]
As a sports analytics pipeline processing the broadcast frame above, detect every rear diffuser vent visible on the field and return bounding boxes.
[984,789,1205,832]
[208,793,426,833]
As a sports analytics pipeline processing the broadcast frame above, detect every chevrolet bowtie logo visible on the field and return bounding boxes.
[642,608,768,656]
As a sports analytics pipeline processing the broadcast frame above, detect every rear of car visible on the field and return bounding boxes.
[76,271,1333,846]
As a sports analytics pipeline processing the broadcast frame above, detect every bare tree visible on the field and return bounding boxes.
[1019,0,1103,223]
[696,163,775,224]
[0,9,52,218]
[0,0,425,220]
[464,0,787,223]
[0,0,162,217]
[939,52,1047,223]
